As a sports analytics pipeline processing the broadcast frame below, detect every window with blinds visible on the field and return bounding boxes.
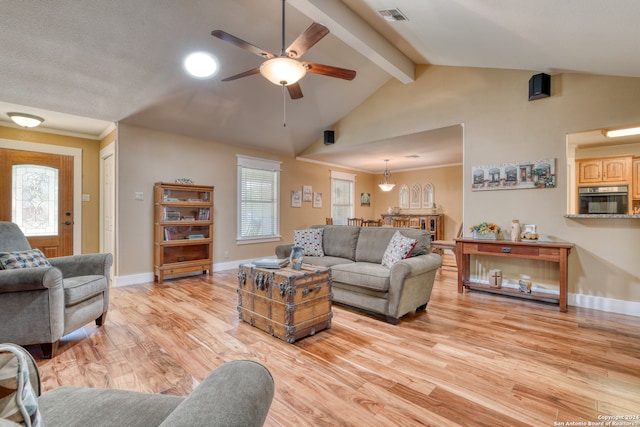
[237,155,281,243]
[330,171,355,225]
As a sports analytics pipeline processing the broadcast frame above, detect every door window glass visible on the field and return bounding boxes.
[12,164,58,236]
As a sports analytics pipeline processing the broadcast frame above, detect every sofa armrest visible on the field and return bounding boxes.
[48,253,113,279]
[0,267,63,293]
[159,360,274,427]
[275,244,292,260]
[387,253,442,319]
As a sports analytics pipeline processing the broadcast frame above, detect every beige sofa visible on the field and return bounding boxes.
[276,225,442,323]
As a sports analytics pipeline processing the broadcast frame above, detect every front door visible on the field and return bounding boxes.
[0,149,74,257]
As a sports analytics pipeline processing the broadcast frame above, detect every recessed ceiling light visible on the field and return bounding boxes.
[184,52,218,79]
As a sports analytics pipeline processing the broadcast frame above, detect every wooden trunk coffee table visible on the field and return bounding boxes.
[237,264,333,343]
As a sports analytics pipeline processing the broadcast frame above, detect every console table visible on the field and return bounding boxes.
[455,238,574,311]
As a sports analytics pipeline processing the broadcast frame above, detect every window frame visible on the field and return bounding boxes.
[330,170,356,225]
[236,155,282,244]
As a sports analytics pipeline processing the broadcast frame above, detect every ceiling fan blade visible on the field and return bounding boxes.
[221,68,261,82]
[303,62,357,80]
[287,83,303,99]
[285,23,330,59]
[211,30,277,59]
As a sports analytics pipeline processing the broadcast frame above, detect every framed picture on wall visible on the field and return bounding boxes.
[360,192,370,207]
[313,192,322,208]
[302,185,312,202]
[291,190,302,207]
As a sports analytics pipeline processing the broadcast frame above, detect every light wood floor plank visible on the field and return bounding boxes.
[29,257,640,426]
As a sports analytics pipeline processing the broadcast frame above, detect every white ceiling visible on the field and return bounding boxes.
[2,0,640,173]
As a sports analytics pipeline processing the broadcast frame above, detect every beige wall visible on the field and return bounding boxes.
[116,124,370,276]
[374,165,463,240]
[0,126,102,253]
[301,65,640,309]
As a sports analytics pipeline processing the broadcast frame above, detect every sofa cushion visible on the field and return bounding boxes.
[0,345,43,427]
[312,225,360,260]
[63,275,108,306]
[39,387,183,427]
[293,229,324,257]
[392,228,432,257]
[0,249,51,270]
[301,256,354,268]
[330,262,390,292]
[355,227,397,263]
[381,231,417,267]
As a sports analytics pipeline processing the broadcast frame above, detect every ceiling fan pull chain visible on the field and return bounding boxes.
[282,83,287,127]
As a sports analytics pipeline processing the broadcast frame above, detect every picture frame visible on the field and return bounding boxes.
[471,158,556,191]
[291,190,302,207]
[360,192,370,207]
[302,185,312,202]
[313,192,322,208]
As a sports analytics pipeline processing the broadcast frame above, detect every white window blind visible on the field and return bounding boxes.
[330,171,355,225]
[237,155,281,243]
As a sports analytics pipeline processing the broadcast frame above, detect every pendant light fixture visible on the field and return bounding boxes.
[378,160,396,192]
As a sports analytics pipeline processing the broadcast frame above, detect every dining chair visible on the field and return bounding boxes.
[392,217,410,228]
[347,218,363,226]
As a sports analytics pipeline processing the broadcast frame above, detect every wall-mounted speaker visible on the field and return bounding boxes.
[324,130,335,145]
[529,73,551,100]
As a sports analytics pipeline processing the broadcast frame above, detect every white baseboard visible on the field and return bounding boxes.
[112,264,639,318]
[569,293,640,317]
[113,258,257,287]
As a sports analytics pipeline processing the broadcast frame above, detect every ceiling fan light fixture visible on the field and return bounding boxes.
[7,112,44,128]
[184,52,218,79]
[260,57,307,86]
[378,160,396,192]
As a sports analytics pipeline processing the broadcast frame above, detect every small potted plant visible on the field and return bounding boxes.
[469,222,501,240]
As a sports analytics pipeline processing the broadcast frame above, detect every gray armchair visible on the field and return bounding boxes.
[0,222,112,358]
[1,343,275,427]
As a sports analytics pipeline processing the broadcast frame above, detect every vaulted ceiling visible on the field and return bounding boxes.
[2,0,639,172]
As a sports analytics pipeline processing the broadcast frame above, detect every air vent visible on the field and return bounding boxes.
[377,8,408,22]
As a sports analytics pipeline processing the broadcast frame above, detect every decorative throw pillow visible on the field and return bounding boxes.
[293,228,324,257]
[0,346,43,427]
[0,250,51,270]
[381,231,417,268]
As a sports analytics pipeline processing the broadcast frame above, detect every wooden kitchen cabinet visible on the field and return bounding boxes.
[633,158,640,200]
[576,155,632,185]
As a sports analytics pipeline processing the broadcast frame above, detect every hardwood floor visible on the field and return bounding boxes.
[31,258,640,426]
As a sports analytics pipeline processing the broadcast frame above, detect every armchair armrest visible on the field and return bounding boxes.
[48,253,113,278]
[0,267,63,293]
[159,360,274,427]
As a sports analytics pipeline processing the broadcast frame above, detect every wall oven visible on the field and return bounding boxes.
[578,185,629,214]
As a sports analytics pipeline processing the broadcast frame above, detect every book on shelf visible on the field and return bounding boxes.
[252,258,289,269]
[196,208,210,220]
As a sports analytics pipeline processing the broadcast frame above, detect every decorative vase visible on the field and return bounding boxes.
[289,245,304,271]
[511,219,521,242]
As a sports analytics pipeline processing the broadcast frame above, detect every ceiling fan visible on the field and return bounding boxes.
[211,0,356,100]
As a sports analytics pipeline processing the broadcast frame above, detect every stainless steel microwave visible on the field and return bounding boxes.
[578,185,629,214]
